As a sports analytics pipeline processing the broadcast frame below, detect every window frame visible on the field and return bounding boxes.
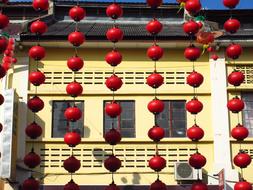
[156,100,187,138]
[241,92,253,137]
[51,100,84,138]
[103,100,136,138]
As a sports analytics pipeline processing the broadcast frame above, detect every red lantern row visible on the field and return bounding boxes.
[145,1,167,189]
[181,1,208,189]
[63,3,86,190]
[103,2,123,190]
[223,1,252,189]
[22,0,49,189]
[0,0,12,136]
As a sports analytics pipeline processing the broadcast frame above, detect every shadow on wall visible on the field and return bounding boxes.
[121,173,141,190]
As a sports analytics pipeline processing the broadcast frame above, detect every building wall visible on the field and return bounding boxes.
[24,47,214,185]
[3,46,253,188]
[226,48,253,184]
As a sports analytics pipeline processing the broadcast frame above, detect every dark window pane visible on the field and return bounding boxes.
[242,93,253,137]
[157,100,186,138]
[104,101,135,138]
[52,101,84,138]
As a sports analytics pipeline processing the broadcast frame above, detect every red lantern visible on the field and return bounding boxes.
[211,54,219,61]
[0,94,4,105]
[149,155,166,172]
[32,0,49,11]
[233,151,252,168]
[227,97,244,113]
[29,70,45,86]
[224,18,240,34]
[4,49,13,57]
[223,0,240,9]
[105,101,122,118]
[228,70,244,86]
[189,152,206,169]
[12,57,17,64]
[64,179,80,190]
[0,13,9,29]
[27,96,44,112]
[184,45,201,61]
[30,20,47,35]
[29,45,46,61]
[147,72,164,89]
[106,27,123,43]
[106,3,123,19]
[196,21,203,29]
[69,6,86,22]
[183,20,199,35]
[147,0,162,8]
[231,124,249,141]
[105,74,123,91]
[0,123,2,133]
[185,0,202,14]
[148,99,164,114]
[147,45,164,61]
[64,131,81,147]
[3,56,12,63]
[2,62,11,71]
[187,124,204,141]
[104,128,121,145]
[186,98,203,114]
[146,19,163,35]
[64,106,82,121]
[234,180,252,190]
[22,176,40,190]
[207,46,214,52]
[105,182,120,190]
[0,65,6,78]
[226,43,242,60]
[68,31,85,47]
[26,122,42,139]
[67,56,84,71]
[150,179,167,190]
[187,71,204,88]
[105,50,122,67]
[148,125,165,142]
[63,155,81,173]
[24,150,41,168]
[66,81,83,97]
[191,180,208,190]
[104,154,121,172]
[0,37,7,54]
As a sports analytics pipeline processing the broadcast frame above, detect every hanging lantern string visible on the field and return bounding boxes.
[154,61,157,72]
[111,172,115,183]
[240,168,244,179]
[190,35,194,46]
[154,35,157,46]
[192,61,195,71]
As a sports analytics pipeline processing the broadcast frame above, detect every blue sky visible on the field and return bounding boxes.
[10,0,253,9]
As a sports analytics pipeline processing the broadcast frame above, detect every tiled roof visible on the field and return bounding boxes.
[20,19,253,41]
[9,0,176,4]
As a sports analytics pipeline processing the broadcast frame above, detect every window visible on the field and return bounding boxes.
[52,101,84,138]
[156,100,187,137]
[104,101,135,138]
[242,93,253,136]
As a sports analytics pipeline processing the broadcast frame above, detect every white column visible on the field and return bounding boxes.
[209,53,238,190]
[12,56,29,159]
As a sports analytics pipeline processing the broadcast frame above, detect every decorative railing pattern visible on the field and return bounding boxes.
[27,142,205,174]
[29,67,210,93]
